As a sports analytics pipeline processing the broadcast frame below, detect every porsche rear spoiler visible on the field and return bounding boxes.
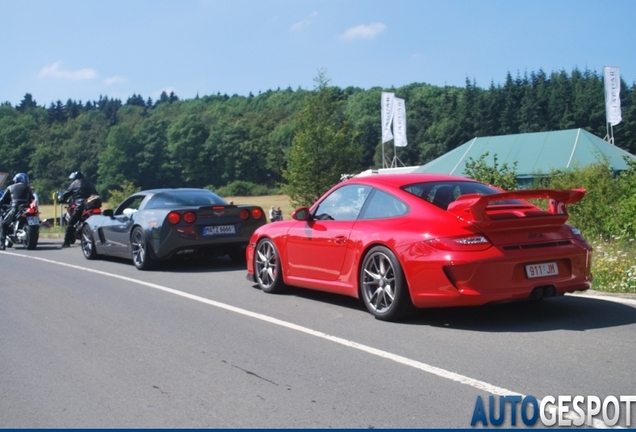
[446,188,586,230]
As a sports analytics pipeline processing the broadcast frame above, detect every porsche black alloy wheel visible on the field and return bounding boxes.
[360,246,413,321]
[254,238,285,293]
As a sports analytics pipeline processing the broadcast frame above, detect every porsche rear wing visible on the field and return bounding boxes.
[446,188,585,230]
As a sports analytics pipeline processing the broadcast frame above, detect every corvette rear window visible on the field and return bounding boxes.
[146,191,227,209]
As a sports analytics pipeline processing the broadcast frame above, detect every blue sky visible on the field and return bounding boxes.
[1,0,634,107]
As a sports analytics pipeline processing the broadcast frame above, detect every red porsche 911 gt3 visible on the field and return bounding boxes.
[245,174,593,321]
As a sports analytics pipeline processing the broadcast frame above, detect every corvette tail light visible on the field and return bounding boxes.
[239,209,250,220]
[251,208,263,220]
[167,211,181,224]
[425,235,492,251]
[183,211,197,224]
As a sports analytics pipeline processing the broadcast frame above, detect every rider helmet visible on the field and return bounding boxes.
[69,171,85,180]
[13,172,29,184]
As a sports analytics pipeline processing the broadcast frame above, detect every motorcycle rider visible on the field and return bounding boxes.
[0,173,35,250]
[61,171,98,248]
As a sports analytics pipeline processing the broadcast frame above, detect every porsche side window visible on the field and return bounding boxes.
[360,190,408,219]
[314,185,372,221]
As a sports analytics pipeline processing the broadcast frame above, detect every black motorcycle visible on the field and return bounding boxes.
[1,201,40,250]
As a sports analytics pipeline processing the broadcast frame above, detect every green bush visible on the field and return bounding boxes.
[536,159,636,241]
[463,152,519,191]
[213,180,271,197]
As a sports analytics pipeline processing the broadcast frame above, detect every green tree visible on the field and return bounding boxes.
[166,114,210,186]
[283,71,362,207]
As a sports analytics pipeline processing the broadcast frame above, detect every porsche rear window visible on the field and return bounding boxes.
[146,190,227,209]
[402,181,523,210]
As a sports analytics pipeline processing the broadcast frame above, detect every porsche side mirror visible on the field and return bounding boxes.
[291,207,311,221]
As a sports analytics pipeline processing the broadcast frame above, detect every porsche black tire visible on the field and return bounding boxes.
[131,227,156,270]
[360,246,413,321]
[254,238,285,294]
[80,224,99,260]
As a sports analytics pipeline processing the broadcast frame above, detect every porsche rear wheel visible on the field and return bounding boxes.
[131,227,155,270]
[254,238,285,293]
[360,246,413,321]
[81,224,98,260]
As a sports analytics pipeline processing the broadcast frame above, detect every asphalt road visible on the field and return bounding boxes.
[1,239,636,428]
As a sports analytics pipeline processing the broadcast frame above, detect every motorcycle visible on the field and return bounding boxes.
[57,193,102,244]
[2,200,40,250]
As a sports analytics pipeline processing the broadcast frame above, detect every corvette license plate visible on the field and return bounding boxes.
[27,216,40,226]
[525,262,558,279]
[203,225,236,235]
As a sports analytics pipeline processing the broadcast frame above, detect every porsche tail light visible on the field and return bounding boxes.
[183,211,197,224]
[567,225,587,242]
[167,211,181,224]
[251,208,263,220]
[92,208,101,214]
[239,209,250,220]
[425,235,492,251]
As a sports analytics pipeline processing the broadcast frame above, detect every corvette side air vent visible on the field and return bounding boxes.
[503,240,571,251]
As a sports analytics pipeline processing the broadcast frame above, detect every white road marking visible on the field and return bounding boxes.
[3,251,631,428]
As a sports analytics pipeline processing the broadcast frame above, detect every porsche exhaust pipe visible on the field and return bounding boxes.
[530,285,556,299]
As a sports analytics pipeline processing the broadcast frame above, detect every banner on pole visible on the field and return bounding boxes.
[393,97,407,147]
[381,92,395,143]
[604,66,622,126]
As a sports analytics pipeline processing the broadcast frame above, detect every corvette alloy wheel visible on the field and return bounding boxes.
[131,227,155,270]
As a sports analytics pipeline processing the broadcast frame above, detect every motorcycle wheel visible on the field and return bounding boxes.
[23,225,39,250]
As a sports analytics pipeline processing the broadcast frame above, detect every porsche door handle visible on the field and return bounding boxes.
[333,236,347,245]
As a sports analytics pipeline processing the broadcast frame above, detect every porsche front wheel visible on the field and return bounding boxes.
[360,246,413,321]
[254,238,285,293]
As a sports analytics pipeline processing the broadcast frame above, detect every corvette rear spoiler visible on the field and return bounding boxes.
[446,188,586,229]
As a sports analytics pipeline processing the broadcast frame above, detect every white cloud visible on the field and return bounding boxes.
[103,75,127,85]
[290,11,318,32]
[38,61,98,80]
[291,20,310,31]
[340,22,386,41]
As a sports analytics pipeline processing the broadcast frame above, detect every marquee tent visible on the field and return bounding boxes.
[413,129,636,186]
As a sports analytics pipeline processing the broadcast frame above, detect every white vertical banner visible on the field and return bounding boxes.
[604,66,622,126]
[381,92,395,143]
[393,97,407,147]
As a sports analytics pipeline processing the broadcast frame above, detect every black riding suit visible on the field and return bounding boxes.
[61,178,98,244]
[0,183,35,245]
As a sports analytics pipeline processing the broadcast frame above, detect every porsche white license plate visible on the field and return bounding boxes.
[27,216,40,226]
[203,225,236,235]
[525,262,558,279]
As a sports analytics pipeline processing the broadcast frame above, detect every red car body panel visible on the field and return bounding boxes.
[246,174,593,309]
